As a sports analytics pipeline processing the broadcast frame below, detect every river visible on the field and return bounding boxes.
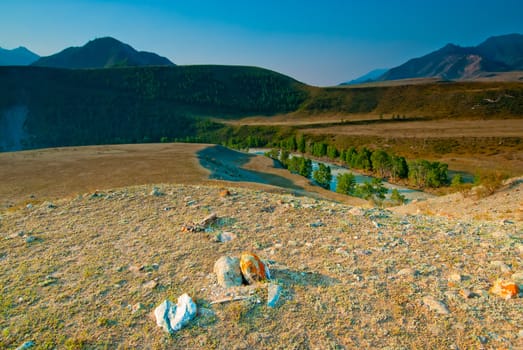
[248,148,434,202]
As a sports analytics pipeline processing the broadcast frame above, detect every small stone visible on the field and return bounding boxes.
[511,272,523,283]
[128,265,144,273]
[215,231,237,243]
[150,187,164,196]
[477,335,488,344]
[267,283,282,308]
[154,294,197,333]
[349,207,365,216]
[489,279,519,299]
[309,221,324,228]
[132,303,145,314]
[448,273,462,282]
[26,204,33,209]
[490,260,511,273]
[396,268,419,278]
[214,256,243,288]
[143,280,158,290]
[336,247,350,257]
[240,252,269,284]
[219,189,231,197]
[25,236,36,243]
[422,296,450,315]
[16,341,35,350]
[459,288,475,299]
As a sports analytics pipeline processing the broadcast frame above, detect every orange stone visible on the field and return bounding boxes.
[219,189,231,197]
[489,280,520,299]
[239,252,268,284]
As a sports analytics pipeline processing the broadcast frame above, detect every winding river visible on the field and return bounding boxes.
[249,149,434,202]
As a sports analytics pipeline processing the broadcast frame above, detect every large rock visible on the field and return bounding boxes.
[214,256,243,288]
[240,252,269,285]
[154,294,197,333]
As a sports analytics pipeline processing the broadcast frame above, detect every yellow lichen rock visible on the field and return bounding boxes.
[489,279,520,299]
[239,252,268,284]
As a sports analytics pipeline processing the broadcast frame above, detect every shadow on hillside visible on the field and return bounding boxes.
[197,145,303,191]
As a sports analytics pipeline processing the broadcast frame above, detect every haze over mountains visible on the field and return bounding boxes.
[31,37,175,68]
[0,46,39,65]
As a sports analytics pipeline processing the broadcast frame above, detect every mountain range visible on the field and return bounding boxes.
[0,46,40,65]
[31,37,174,68]
[342,34,523,84]
[380,33,523,82]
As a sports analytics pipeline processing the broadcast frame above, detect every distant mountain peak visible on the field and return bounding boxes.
[0,46,40,66]
[32,37,174,69]
[380,33,523,81]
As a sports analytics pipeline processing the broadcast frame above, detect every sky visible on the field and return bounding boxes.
[1,0,522,86]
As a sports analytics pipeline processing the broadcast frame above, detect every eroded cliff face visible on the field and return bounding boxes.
[0,105,28,151]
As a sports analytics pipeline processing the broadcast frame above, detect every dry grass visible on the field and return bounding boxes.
[0,143,367,210]
[0,184,522,349]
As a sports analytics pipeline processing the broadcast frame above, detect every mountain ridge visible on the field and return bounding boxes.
[0,46,40,65]
[32,37,174,68]
[380,33,523,81]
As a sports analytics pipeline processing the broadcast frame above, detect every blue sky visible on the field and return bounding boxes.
[1,0,522,86]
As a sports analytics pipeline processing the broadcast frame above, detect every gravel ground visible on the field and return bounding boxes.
[1,184,522,349]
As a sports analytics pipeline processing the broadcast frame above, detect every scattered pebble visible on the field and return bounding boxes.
[422,296,450,315]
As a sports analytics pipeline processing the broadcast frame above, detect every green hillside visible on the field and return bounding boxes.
[0,65,307,150]
[0,64,522,151]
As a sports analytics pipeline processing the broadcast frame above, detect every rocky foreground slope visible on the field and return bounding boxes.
[0,184,522,349]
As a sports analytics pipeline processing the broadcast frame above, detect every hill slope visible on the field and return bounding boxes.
[0,46,39,65]
[0,182,521,349]
[0,65,308,151]
[381,34,523,81]
[32,37,174,68]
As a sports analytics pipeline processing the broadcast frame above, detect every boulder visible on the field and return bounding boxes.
[214,256,243,288]
[154,294,197,333]
[240,252,269,284]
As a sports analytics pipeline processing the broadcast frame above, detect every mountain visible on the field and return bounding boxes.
[380,34,523,81]
[32,37,174,68]
[340,68,388,85]
[0,46,40,65]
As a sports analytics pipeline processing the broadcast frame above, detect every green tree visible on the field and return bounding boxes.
[355,178,388,205]
[312,142,327,157]
[390,189,406,205]
[336,173,356,195]
[313,163,332,189]
[327,145,339,160]
[370,149,391,178]
[279,149,290,167]
[391,155,408,180]
[297,134,306,153]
